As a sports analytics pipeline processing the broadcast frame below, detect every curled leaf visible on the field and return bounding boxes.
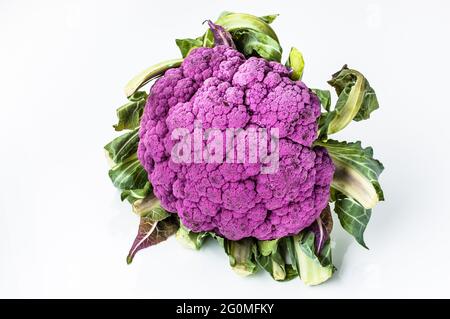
[325,65,379,134]
[286,47,305,80]
[125,59,183,98]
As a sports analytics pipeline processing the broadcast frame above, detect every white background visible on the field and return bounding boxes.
[1,0,449,298]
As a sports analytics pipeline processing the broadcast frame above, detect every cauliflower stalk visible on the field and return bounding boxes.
[104,12,384,285]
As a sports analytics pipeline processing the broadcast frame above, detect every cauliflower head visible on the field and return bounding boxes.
[138,45,334,240]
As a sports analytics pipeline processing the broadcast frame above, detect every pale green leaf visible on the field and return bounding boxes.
[175,224,209,250]
[315,139,384,208]
[285,47,304,80]
[325,65,379,134]
[125,59,183,98]
[259,14,279,24]
[224,238,258,276]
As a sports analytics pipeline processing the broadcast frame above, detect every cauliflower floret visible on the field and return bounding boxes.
[138,45,334,240]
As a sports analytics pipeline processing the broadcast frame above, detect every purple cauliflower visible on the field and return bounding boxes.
[138,45,334,240]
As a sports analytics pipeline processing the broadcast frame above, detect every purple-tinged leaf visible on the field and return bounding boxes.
[206,20,236,48]
[309,205,333,253]
[126,216,178,264]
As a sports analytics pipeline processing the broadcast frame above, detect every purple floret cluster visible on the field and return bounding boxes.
[138,45,334,240]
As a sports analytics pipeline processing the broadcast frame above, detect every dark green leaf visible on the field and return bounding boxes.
[232,29,282,62]
[108,155,148,190]
[127,216,178,264]
[334,195,371,248]
[312,89,331,112]
[285,47,304,80]
[284,264,299,281]
[113,92,147,131]
[104,128,139,165]
[318,239,334,267]
[315,139,384,208]
[317,111,335,140]
[175,38,203,58]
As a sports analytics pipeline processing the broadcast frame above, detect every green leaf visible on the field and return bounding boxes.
[257,239,279,256]
[312,89,331,112]
[315,139,384,209]
[255,239,297,281]
[224,238,258,276]
[312,89,332,139]
[296,232,334,285]
[175,38,203,58]
[112,91,147,131]
[124,59,183,98]
[175,223,209,250]
[256,250,288,281]
[259,14,279,24]
[108,155,148,191]
[127,216,178,264]
[334,195,372,248]
[317,112,335,140]
[121,182,152,203]
[317,238,334,267]
[203,12,280,47]
[210,233,225,247]
[216,12,278,25]
[104,128,139,165]
[285,233,334,286]
[132,193,169,221]
[232,29,282,62]
[285,47,304,80]
[325,65,379,134]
